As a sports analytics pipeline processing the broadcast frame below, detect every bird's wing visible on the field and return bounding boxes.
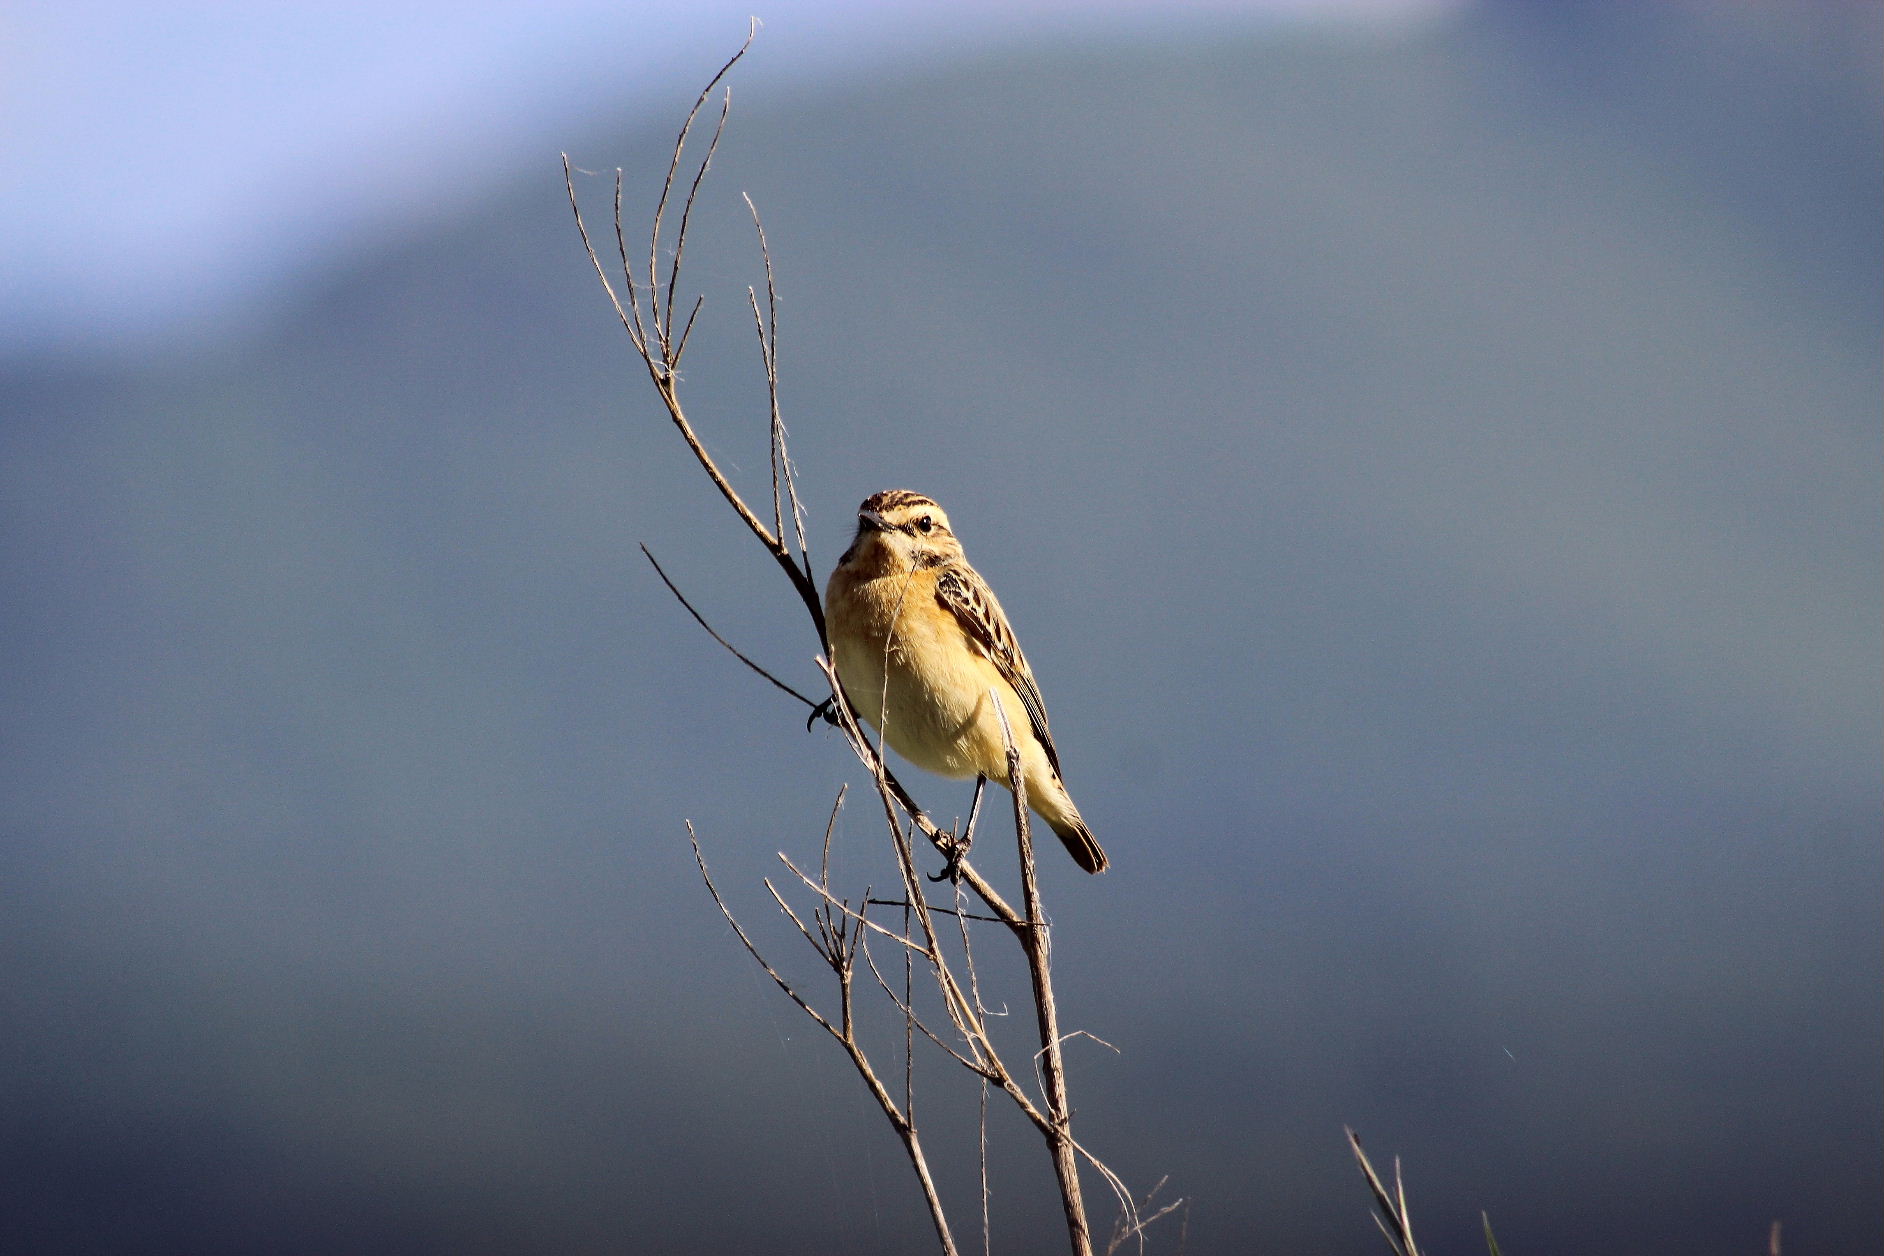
[935,563,1062,776]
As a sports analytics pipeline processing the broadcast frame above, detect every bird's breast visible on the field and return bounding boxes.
[827,571,996,778]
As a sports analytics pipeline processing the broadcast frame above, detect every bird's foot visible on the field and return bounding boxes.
[928,837,971,884]
[928,775,985,883]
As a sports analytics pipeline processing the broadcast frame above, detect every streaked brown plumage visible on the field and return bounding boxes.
[824,491,1107,873]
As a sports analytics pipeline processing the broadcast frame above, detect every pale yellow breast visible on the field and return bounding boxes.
[827,565,1018,780]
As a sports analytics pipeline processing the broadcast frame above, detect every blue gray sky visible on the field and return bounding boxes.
[1,0,1455,357]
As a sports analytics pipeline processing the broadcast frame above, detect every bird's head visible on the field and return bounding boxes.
[850,489,964,568]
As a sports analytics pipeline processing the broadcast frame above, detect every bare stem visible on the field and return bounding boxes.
[992,694,1093,1256]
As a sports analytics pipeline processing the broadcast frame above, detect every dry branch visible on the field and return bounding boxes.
[568,32,1171,1256]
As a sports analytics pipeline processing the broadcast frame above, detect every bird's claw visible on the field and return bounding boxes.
[805,696,838,732]
[928,835,971,884]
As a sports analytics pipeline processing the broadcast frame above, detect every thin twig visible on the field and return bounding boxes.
[856,928,991,1077]
[980,1078,993,1256]
[639,545,821,708]
[691,825,960,1256]
[743,191,808,569]
[750,284,784,545]
[764,875,836,961]
[563,155,644,355]
[672,293,707,369]
[779,857,933,956]
[1103,1177,1186,1256]
[816,657,1025,929]
[1077,1140,1150,1255]
[776,852,1003,1081]
[903,892,917,1121]
[992,693,1093,1256]
[815,785,846,953]
[610,168,648,349]
[648,25,753,358]
[667,81,735,361]
[690,823,843,1042]
[866,898,1008,926]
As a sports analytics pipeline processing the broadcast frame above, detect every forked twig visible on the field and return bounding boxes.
[690,822,840,1040]
[1104,1177,1187,1256]
[563,23,826,640]
[857,927,993,1077]
[564,156,644,355]
[690,820,959,1255]
[648,26,752,359]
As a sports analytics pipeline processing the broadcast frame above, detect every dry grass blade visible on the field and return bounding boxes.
[1346,1128,1422,1256]
[1482,1210,1504,1256]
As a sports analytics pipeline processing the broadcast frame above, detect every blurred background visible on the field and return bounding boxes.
[3,2,1879,1253]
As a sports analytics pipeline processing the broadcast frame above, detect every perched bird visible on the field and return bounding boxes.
[824,490,1107,873]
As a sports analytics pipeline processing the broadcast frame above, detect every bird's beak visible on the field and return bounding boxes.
[858,509,889,532]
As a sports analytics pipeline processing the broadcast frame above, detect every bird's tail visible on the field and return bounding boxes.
[1016,768,1108,873]
[1046,813,1108,874]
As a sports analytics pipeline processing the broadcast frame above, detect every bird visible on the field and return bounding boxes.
[824,490,1107,873]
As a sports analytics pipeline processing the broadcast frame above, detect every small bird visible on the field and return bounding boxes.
[824,490,1107,873]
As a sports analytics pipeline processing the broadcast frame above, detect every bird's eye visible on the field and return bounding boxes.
[916,515,933,534]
